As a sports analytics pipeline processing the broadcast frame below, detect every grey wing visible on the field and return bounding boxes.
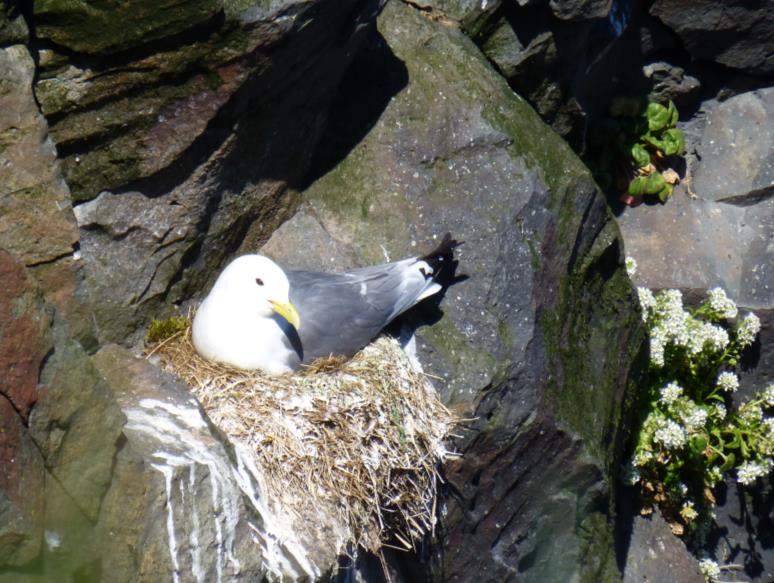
[287,259,439,362]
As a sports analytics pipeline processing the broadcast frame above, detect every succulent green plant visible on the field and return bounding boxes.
[601,98,686,205]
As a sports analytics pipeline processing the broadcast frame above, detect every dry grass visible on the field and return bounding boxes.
[147,324,458,555]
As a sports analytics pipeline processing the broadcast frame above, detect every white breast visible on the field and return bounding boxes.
[192,297,296,374]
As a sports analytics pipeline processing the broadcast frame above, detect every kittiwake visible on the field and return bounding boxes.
[192,234,459,374]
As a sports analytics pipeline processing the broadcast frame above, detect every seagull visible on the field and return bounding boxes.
[192,235,459,374]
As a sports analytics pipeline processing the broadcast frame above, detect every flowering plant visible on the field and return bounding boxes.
[626,283,772,539]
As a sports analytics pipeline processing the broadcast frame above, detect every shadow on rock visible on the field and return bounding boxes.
[297,27,408,190]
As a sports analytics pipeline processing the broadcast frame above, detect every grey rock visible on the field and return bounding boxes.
[692,89,774,203]
[618,192,774,310]
[549,0,611,21]
[623,510,703,583]
[643,61,701,111]
[60,0,383,346]
[0,46,79,267]
[28,340,126,523]
[650,0,774,75]
[0,2,27,44]
[0,397,45,567]
[91,345,321,581]
[264,2,642,580]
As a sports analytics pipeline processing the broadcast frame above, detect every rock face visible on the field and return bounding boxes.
[691,89,774,204]
[650,0,774,76]
[620,88,774,311]
[38,0,383,347]
[0,0,386,580]
[263,3,642,580]
[7,0,752,580]
[617,86,774,582]
[621,510,703,583]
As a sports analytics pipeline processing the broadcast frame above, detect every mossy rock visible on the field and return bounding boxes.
[34,0,222,54]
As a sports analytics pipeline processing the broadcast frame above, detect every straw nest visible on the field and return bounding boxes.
[147,323,458,555]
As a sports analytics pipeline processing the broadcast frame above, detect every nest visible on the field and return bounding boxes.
[147,324,458,556]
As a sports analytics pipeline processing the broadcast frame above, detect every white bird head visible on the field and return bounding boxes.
[208,254,300,330]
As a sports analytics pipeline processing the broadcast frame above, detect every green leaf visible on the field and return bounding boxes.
[646,102,670,132]
[662,128,685,156]
[657,182,673,202]
[642,133,666,153]
[667,100,679,127]
[628,176,647,196]
[644,172,666,195]
[690,436,708,456]
[720,452,736,471]
[631,143,650,167]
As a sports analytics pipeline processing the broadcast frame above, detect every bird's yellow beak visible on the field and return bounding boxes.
[269,299,301,330]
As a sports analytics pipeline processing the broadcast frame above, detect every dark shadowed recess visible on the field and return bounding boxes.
[296,25,408,191]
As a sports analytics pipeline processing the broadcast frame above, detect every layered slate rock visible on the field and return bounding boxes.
[0,253,48,568]
[262,2,643,580]
[35,0,383,345]
[691,89,774,204]
[0,1,386,579]
[650,0,774,76]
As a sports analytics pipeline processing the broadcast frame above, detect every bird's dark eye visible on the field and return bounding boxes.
[255,277,264,286]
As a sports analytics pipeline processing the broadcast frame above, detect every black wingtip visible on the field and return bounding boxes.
[420,232,462,274]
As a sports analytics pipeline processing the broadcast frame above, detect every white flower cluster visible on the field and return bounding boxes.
[687,321,729,355]
[659,381,683,405]
[681,405,708,432]
[633,450,653,466]
[716,371,739,393]
[736,313,761,347]
[713,403,727,420]
[762,384,774,407]
[625,256,637,277]
[698,558,720,580]
[653,419,687,449]
[737,459,773,485]
[764,418,774,437]
[707,287,738,319]
[739,402,763,425]
[645,289,734,366]
[637,287,655,322]
[647,290,687,366]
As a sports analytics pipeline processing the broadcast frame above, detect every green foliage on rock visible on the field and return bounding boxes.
[627,285,772,537]
[597,98,685,205]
